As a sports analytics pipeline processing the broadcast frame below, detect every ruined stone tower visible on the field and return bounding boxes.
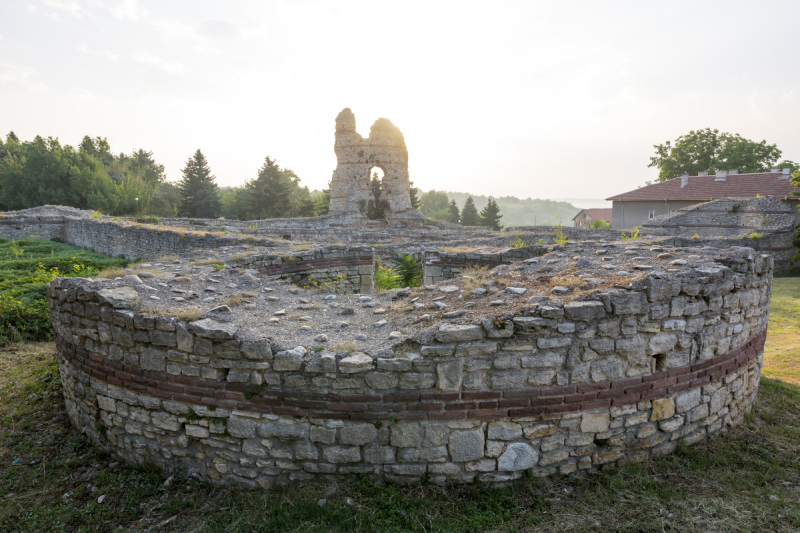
[328,108,415,219]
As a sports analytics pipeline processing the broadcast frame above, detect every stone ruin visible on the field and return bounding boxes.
[0,108,790,488]
[328,108,423,223]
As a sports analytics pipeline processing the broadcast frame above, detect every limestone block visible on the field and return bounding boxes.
[455,341,498,357]
[610,292,646,315]
[257,420,308,440]
[648,333,678,355]
[487,421,522,441]
[189,318,239,340]
[399,372,435,389]
[364,444,396,464]
[339,352,373,373]
[538,336,572,349]
[481,318,515,338]
[140,347,166,372]
[436,360,463,392]
[228,417,258,438]
[323,446,361,464]
[675,388,701,413]
[273,347,306,372]
[498,443,538,472]
[435,324,484,343]
[241,339,272,360]
[581,412,610,433]
[650,398,675,421]
[185,424,210,439]
[310,426,336,445]
[564,301,606,321]
[365,372,398,390]
[391,423,422,448]
[448,429,485,462]
[339,423,378,446]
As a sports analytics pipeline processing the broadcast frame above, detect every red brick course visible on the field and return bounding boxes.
[56,329,766,422]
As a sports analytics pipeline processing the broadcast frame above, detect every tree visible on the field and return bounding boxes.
[447,199,460,224]
[241,156,298,219]
[313,182,331,216]
[367,171,387,219]
[590,219,612,229]
[177,149,220,218]
[479,197,503,230]
[419,190,450,220]
[460,196,480,226]
[409,181,420,210]
[649,128,782,182]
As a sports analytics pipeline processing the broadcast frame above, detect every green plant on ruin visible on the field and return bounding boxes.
[749,232,764,239]
[89,210,103,219]
[375,264,403,291]
[620,226,641,240]
[212,263,225,271]
[394,253,422,288]
[553,216,569,246]
[508,232,525,248]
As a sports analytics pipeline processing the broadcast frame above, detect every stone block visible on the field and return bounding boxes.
[273,347,305,371]
[650,398,675,421]
[498,443,538,471]
[448,429,485,462]
[189,318,239,340]
[339,423,378,446]
[675,388,701,413]
[365,372,398,389]
[391,423,422,448]
[455,341,498,357]
[564,301,606,321]
[581,412,610,433]
[140,347,166,372]
[435,324,484,343]
[364,445,396,464]
[228,417,258,438]
[310,426,336,444]
[436,360,463,392]
[339,352,373,373]
[323,446,361,463]
[487,421,522,441]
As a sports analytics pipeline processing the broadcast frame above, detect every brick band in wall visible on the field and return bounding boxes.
[55,330,766,423]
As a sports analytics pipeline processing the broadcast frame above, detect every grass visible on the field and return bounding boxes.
[0,239,127,345]
[0,278,798,531]
[763,276,800,385]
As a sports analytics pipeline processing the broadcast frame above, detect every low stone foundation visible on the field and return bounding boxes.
[49,245,772,487]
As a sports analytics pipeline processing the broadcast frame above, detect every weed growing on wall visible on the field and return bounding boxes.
[0,238,127,345]
[621,226,642,240]
[553,216,569,246]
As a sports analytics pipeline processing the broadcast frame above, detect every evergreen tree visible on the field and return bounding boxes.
[447,199,461,224]
[367,172,387,219]
[292,186,317,217]
[479,197,503,231]
[409,181,420,210]
[177,149,221,218]
[241,156,297,219]
[314,181,331,216]
[460,196,480,226]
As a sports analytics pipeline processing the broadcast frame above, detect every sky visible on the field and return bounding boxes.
[1,0,799,205]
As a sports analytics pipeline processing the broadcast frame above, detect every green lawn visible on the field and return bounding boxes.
[0,270,798,532]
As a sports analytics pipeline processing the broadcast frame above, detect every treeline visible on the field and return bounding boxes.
[0,132,328,219]
[418,190,503,230]
[424,191,580,227]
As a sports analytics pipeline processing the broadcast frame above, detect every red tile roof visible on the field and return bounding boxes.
[572,208,612,222]
[606,172,800,201]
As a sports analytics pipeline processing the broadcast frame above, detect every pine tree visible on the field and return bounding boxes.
[242,156,297,219]
[447,199,460,224]
[367,172,386,219]
[460,196,480,226]
[409,181,420,210]
[178,149,221,218]
[479,197,503,231]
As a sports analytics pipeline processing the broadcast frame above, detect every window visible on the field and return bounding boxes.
[648,210,657,219]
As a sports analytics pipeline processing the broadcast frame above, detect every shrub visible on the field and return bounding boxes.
[394,254,422,288]
[136,215,162,225]
[375,264,403,290]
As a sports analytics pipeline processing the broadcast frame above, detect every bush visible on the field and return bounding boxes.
[374,264,403,290]
[136,215,162,225]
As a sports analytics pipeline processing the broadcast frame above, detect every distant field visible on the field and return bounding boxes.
[0,238,127,345]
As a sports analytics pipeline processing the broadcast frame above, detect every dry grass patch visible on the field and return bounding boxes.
[222,294,243,307]
[461,265,492,291]
[763,276,800,385]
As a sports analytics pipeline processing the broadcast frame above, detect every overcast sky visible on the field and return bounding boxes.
[1,0,798,204]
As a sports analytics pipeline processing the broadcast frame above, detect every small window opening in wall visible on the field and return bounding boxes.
[654,353,667,372]
[648,210,657,219]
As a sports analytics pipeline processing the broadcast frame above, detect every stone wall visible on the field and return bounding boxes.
[423,245,549,284]
[49,247,772,487]
[230,246,375,294]
[642,196,799,273]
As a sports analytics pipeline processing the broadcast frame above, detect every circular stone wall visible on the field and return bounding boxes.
[49,244,772,487]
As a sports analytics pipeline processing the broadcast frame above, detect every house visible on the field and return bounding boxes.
[606,169,800,229]
[572,208,612,228]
